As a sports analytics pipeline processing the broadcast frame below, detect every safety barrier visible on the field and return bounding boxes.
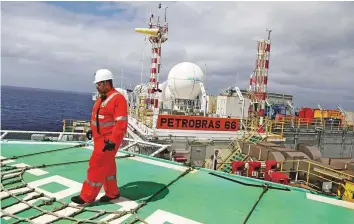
[278,159,354,191]
[216,132,249,170]
[129,95,154,128]
[217,156,353,196]
[238,117,354,135]
[270,117,354,132]
[62,119,90,133]
[216,131,267,172]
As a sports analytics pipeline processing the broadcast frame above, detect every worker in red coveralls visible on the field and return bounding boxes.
[71,69,128,204]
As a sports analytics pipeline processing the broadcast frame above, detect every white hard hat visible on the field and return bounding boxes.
[93,69,114,84]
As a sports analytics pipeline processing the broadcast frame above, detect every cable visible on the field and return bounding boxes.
[0,155,134,178]
[0,143,88,162]
[142,167,193,204]
[209,172,290,191]
[24,154,134,170]
[243,184,269,224]
[104,167,194,222]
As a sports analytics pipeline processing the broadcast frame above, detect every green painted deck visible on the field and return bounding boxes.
[1,140,353,224]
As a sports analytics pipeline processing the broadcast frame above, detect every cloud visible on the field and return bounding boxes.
[1,1,354,110]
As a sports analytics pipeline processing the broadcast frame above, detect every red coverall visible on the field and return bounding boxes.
[79,88,128,203]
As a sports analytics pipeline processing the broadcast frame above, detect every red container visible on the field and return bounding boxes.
[275,114,283,121]
[299,107,314,123]
[264,160,277,181]
[247,161,261,178]
[270,172,289,185]
[231,161,245,175]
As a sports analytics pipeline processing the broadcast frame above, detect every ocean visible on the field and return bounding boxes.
[1,85,93,132]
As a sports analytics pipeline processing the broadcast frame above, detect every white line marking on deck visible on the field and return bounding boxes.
[0,141,80,145]
[27,175,82,200]
[306,193,354,209]
[126,154,196,173]
[144,209,203,224]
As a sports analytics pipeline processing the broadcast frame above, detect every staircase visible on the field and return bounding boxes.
[219,152,247,173]
[247,134,263,144]
[217,131,266,173]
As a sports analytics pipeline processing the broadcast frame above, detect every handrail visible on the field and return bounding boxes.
[278,159,354,189]
[279,159,354,179]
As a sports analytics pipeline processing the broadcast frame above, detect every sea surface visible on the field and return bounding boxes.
[1,85,93,132]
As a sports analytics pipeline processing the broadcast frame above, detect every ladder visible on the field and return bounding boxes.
[217,132,265,173]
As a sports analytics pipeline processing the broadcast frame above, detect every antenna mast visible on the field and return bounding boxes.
[135,3,169,129]
[248,29,272,131]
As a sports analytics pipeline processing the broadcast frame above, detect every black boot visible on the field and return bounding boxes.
[99,194,120,202]
[71,195,86,204]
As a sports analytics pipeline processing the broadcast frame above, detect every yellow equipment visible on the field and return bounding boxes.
[337,179,354,202]
[135,28,159,36]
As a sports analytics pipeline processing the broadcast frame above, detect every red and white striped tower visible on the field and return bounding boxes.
[135,4,168,129]
[248,29,271,130]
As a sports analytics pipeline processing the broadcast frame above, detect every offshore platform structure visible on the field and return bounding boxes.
[135,4,168,129]
[247,29,272,132]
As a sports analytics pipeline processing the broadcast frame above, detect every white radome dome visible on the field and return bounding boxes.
[164,85,174,100]
[167,62,205,100]
[158,81,168,101]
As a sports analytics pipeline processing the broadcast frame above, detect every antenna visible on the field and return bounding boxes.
[165,6,168,22]
[316,102,323,111]
[135,3,169,129]
[266,28,272,40]
[248,29,272,129]
[338,105,346,115]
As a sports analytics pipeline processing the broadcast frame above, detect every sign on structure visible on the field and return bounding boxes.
[156,115,240,131]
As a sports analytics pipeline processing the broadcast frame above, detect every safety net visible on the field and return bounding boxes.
[1,140,353,224]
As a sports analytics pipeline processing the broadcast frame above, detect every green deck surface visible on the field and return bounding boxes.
[1,141,353,224]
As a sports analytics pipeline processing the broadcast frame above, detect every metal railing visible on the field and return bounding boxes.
[62,119,90,133]
[215,134,247,170]
[279,159,354,190]
[269,117,354,132]
[240,117,354,135]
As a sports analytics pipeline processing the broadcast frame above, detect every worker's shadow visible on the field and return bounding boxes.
[119,181,169,202]
[83,181,169,208]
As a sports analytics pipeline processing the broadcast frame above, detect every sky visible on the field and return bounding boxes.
[1,1,354,110]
